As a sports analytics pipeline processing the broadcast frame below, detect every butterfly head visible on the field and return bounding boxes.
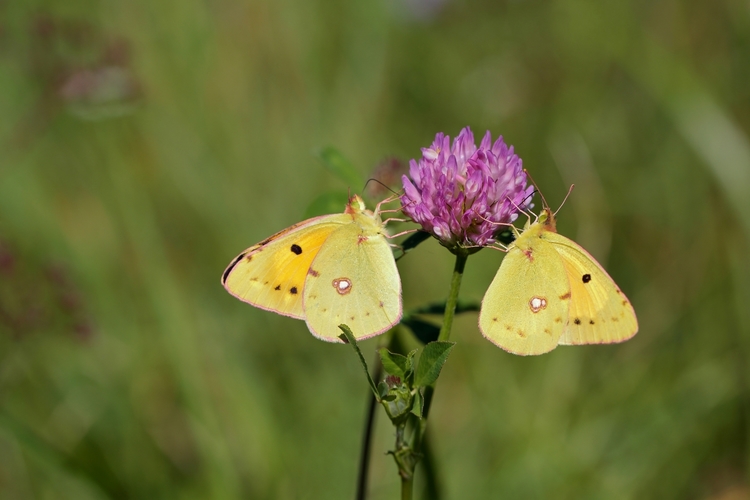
[345,195,367,215]
[538,207,557,233]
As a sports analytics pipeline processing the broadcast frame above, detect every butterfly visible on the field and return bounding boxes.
[478,207,638,355]
[222,195,402,342]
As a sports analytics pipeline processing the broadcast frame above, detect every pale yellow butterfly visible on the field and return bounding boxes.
[479,207,638,355]
[222,195,402,342]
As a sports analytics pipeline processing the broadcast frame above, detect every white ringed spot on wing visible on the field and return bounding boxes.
[529,296,547,313]
[332,278,353,295]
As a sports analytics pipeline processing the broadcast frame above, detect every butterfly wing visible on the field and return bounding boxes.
[545,232,638,345]
[222,215,347,318]
[303,213,402,342]
[479,229,572,356]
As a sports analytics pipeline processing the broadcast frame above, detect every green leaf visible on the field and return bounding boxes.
[317,146,365,189]
[403,349,417,384]
[414,341,456,387]
[411,389,424,418]
[303,191,350,219]
[379,348,409,377]
[377,381,389,399]
[338,325,379,399]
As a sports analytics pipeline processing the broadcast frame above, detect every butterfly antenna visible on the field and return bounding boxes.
[553,184,575,216]
[520,189,536,209]
[364,178,401,197]
[504,194,535,222]
[523,169,549,210]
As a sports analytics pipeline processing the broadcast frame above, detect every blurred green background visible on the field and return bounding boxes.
[1,0,749,498]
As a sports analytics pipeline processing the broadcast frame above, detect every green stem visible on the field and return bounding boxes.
[438,252,468,343]
[356,331,410,500]
[402,475,413,500]
[397,424,413,500]
[412,251,469,497]
[355,360,382,500]
[420,252,468,424]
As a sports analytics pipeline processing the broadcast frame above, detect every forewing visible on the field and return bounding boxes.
[479,240,571,356]
[303,220,402,342]
[222,216,346,318]
[546,233,638,345]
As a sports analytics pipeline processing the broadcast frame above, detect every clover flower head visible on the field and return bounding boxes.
[401,127,534,250]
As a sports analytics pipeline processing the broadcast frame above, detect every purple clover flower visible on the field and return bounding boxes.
[401,127,534,251]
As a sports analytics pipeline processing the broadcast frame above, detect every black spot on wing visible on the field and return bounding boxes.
[582,274,592,283]
[291,244,302,255]
[574,318,581,325]
[290,287,298,295]
[274,285,281,291]
[222,253,246,284]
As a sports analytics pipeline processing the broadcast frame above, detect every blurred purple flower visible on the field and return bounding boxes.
[401,127,534,250]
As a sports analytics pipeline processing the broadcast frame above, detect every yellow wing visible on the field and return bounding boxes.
[222,215,348,318]
[545,232,638,345]
[303,212,402,342]
[479,222,572,356]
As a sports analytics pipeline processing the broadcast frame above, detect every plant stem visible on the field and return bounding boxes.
[402,476,413,500]
[356,252,468,500]
[356,359,382,500]
[419,252,468,424]
[397,423,413,500]
[438,252,468,343]
[356,331,410,500]
[411,251,469,497]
